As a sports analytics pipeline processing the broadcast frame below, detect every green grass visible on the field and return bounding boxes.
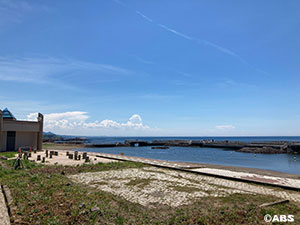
[0,151,17,158]
[0,159,299,224]
[42,143,57,148]
[126,178,153,188]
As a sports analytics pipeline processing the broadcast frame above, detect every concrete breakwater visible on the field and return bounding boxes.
[85,139,300,154]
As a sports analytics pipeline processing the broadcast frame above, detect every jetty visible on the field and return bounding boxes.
[84,139,300,154]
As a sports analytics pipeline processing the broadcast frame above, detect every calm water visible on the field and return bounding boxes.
[79,145,300,175]
[87,136,300,144]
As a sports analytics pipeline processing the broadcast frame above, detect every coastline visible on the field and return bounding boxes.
[2,145,300,223]
[43,143,300,179]
[83,139,300,154]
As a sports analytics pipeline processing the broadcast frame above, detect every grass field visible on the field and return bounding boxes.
[0,158,299,224]
[0,151,17,158]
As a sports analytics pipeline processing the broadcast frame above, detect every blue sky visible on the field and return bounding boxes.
[0,0,300,136]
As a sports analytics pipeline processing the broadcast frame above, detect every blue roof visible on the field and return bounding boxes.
[2,108,16,120]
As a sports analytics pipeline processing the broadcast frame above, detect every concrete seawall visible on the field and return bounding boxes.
[85,139,300,154]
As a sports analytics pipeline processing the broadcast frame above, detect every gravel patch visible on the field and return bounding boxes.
[68,167,300,207]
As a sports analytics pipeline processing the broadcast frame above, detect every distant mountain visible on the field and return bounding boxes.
[43,132,89,143]
[43,132,56,136]
[43,132,63,141]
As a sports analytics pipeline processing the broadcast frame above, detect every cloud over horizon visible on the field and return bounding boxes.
[26,111,151,135]
[215,125,236,130]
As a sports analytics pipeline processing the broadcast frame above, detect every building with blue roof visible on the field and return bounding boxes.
[0,109,43,151]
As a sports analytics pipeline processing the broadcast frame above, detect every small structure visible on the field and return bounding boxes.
[0,108,43,151]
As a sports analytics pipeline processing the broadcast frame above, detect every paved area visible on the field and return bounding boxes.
[69,167,300,208]
[93,153,300,190]
[189,168,300,189]
[0,186,10,225]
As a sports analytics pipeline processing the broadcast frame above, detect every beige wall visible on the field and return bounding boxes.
[3,121,40,132]
[0,111,43,151]
[0,131,38,151]
[15,132,38,150]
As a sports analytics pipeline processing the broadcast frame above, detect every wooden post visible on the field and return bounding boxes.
[37,113,44,151]
[23,152,27,160]
[0,110,3,152]
[74,151,78,160]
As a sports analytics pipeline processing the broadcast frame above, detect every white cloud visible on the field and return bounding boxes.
[135,11,153,22]
[215,125,235,130]
[158,24,194,41]
[0,0,32,25]
[0,56,131,89]
[127,5,244,60]
[26,111,151,135]
[135,56,155,65]
[0,0,48,27]
[128,114,142,124]
[113,2,265,71]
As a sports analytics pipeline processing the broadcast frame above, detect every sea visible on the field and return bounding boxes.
[78,136,300,175]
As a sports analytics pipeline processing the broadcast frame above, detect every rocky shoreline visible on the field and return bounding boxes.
[237,146,289,154]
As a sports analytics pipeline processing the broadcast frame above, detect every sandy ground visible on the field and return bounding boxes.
[28,150,116,166]
[189,168,300,189]
[69,167,300,208]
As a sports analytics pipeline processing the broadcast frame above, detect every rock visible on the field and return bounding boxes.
[237,147,287,154]
[79,203,85,208]
[90,207,100,212]
[79,210,87,215]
